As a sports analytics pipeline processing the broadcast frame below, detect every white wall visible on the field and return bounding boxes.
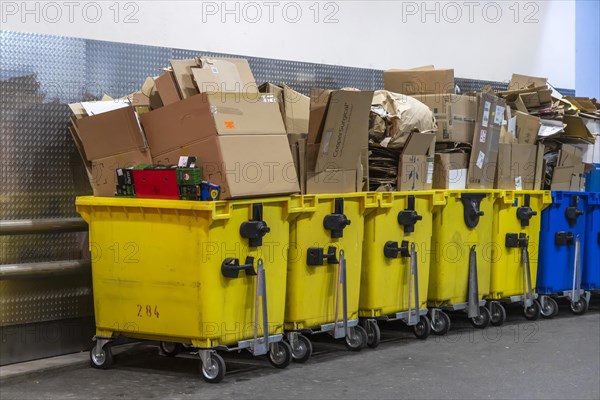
[1,0,576,89]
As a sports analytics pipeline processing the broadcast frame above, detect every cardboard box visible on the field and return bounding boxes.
[90,149,152,197]
[514,111,541,144]
[306,89,373,193]
[73,106,147,161]
[467,93,506,189]
[496,144,538,190]
[260,83,310,134]
[414,94,477,143]
[192,57,257,93]
[171,135,298,199]
[170,59,199,99]
[397,132,435,191]
[509,73,547,90]
[140,92,285,156]
[154,70,181,106]
[384,66,454,95]
[433,151,468,189]
[551,144,586,191]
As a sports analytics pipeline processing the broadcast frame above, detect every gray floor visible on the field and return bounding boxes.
[1,300,599,400]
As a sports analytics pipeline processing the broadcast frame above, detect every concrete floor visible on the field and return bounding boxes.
[1,301,599,400]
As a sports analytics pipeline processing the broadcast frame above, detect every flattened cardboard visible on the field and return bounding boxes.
[140,92,285,156]
[496,144,538,190]
[414,94,477,143]
[169,59,199,99]
[307,88,332,146]
[384,67,454,95]
[74,106,147,161]
[91,149,152,197]
[283,85,310,134]
[433,152,468,189]
[306,169,359,194]
[192,57,257,93]
[154,70,181,105]
[467,93,505,189]
[515,111,541,144]
[509,73,547,90]
[563,115,596,143]
[287,133,308,194]
[191,134,299,199]
[397,132,435,191]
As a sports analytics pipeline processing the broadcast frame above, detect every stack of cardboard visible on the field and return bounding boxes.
[69,56,300,199]
[497,73,599,191]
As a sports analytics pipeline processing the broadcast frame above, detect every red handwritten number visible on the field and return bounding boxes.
[137,304,142,317]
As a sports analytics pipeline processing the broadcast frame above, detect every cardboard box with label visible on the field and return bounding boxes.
[433,151,468,189]
[304,89,373,194]
[384,66,454,96]
[495,143,540,190]
[467,93,506,189]
[414,94,477,143]
[397,132,435,191]
[140,91,298,199]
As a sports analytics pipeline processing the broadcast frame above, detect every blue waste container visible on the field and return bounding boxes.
[585,164,600,192]
[582,192,600,290]
[537,192,589,316]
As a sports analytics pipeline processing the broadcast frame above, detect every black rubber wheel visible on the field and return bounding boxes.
[159,341,180,357]
[431,311,451,336]
[413,315,432,340]
[489,302,507,327]
[269,341,293,369]
[89,344,113,370]
[470,306,491,329]
[344,325,367,351]
[540,296,558,319]
[200,353,226,384]
[570,297,588,315]
[523,300,541,321]
[291,334,313,363]
[364,320,381,349]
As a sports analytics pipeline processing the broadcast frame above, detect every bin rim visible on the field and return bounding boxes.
[496,190,553,206]
[376,190,446,209]
[550,191,590,204]
[290,192,377,214]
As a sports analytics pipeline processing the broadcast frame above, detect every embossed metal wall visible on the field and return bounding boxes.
[0,30,575,365]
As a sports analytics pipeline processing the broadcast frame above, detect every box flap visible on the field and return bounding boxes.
[75,106,146,161]
[509,73,548,90]
[384,68,454,95]
[515,111,541,144]
[154,70,182,106]
[170,59,199,99]
[282,85,310,134]
[193,57,257,93]
[402,132,435,155]
[563,115,595,143]
[307,88,333,145]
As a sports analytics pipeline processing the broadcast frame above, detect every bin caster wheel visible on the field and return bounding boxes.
[540,296,558,319]
[363,320,381,349]
[570,297,588,316]
[470,306,491,329]
[291,334,312,363]
[345,325,367,351]
[523,300,541,321]
[269,341,293,369]
[488,301,507,326]
[200,353,226,384]
[413,316,431,340]
[431,311,451,336]
[159,341,180,357]
[89,343,113,370]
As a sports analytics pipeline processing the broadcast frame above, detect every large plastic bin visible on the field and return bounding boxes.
[77,196,298,381]
[585,164,600,192]
[284,193,377,352]
[582,192,600,290]
[358,191,443,343]
[537,191,590,316]
[485,191,552,323]
[427,190,497,331]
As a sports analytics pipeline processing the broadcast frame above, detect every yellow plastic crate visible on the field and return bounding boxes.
[359,191,444,317]
[284,193,378,330]
[428,190,497,307]
[76,196,297,348]
[487,190,552,299]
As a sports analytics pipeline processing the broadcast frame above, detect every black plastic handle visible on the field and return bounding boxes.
[221,256,258,278]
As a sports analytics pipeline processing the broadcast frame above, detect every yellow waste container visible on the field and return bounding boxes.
[427,190,497,334]
[284,193,377,361]
[358,191,444,346]
[485,190,552,324]
[77,196,298,383]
